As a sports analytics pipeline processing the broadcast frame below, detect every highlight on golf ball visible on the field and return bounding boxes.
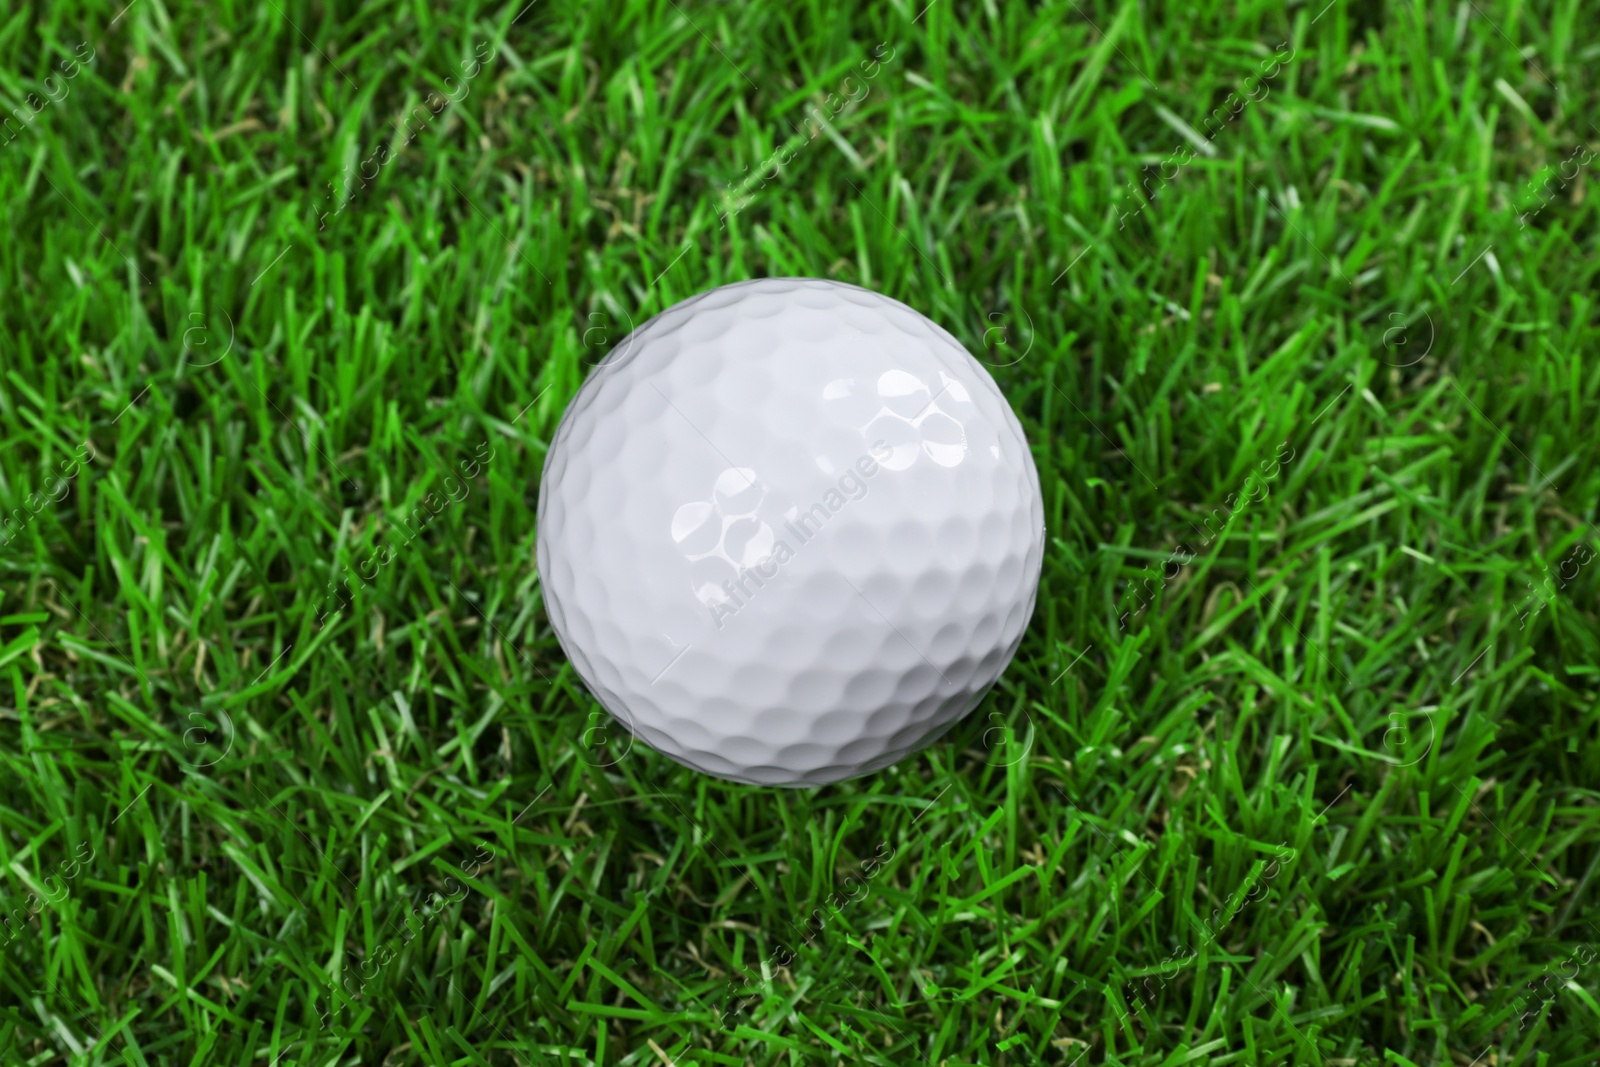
[537,277,1045,785]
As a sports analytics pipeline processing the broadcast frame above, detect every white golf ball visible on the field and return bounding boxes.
[537,278,1044,786]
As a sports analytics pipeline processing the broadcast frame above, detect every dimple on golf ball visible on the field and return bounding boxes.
[537,278,1045,786]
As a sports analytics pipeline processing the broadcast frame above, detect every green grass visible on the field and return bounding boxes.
[2,0,1598,1063]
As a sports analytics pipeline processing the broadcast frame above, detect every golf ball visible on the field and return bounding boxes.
[537,278,1044,785]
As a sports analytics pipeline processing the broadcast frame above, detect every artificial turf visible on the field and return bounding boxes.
[2,0,1598,1063]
